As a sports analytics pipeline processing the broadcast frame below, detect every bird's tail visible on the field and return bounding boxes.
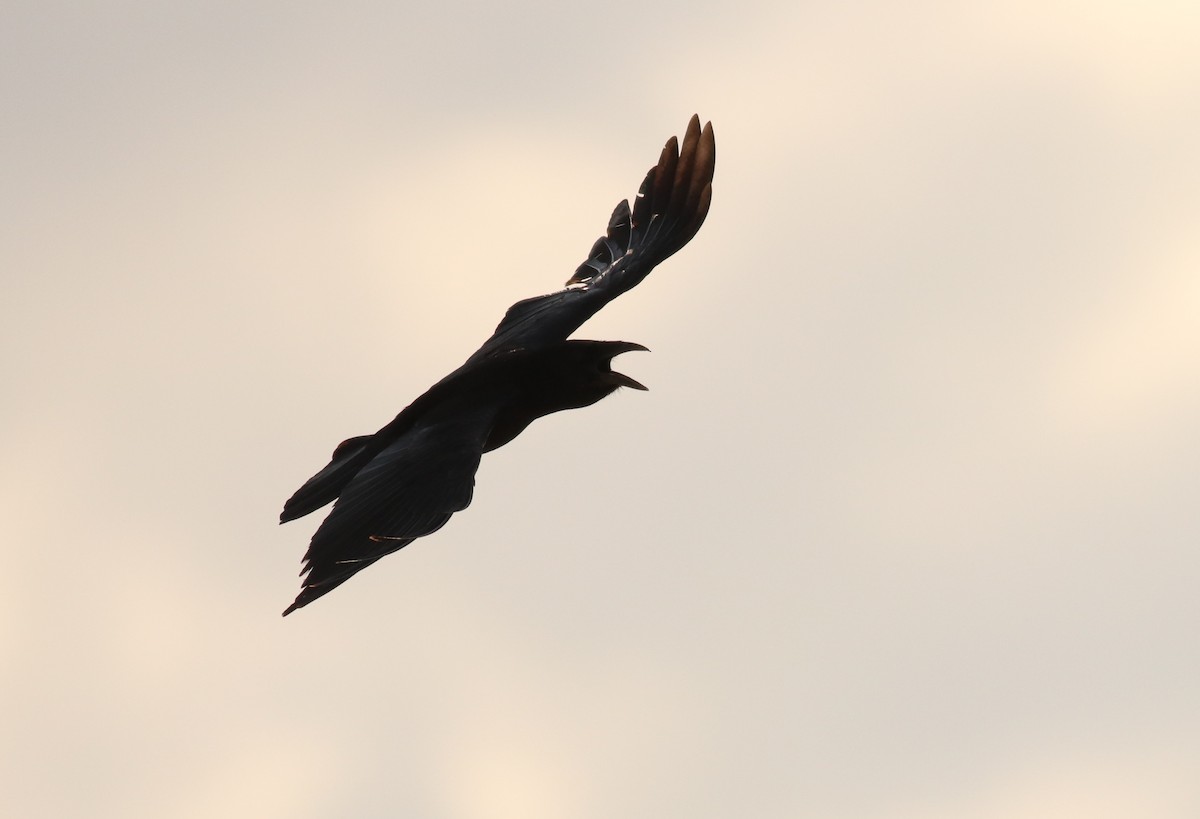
[280,435,375,523]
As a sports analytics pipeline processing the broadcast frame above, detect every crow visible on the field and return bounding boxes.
[280,116,715,615]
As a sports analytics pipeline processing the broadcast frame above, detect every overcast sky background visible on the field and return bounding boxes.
[3,1,1199,817]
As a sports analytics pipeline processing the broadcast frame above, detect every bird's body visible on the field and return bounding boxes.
[281,116,715,615]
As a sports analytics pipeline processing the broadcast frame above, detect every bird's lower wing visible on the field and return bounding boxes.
[283,404,497,615]
[465,115,715,365]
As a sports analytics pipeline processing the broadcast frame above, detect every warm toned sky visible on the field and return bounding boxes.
[3,2,1199,817]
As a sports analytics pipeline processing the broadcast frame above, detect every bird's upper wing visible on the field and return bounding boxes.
[465,115,715,366]
[282,401,499,615]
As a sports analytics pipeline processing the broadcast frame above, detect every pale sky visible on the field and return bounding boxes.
[3,2,1199,817]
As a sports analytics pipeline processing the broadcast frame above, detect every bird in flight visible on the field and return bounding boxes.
[280,115,716,615]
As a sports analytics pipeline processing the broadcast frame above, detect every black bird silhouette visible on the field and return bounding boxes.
[280,116,715,615]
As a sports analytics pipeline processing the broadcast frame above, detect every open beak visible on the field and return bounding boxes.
[607,342,650,390]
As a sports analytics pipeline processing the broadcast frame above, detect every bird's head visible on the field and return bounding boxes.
[500,340,650,421]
